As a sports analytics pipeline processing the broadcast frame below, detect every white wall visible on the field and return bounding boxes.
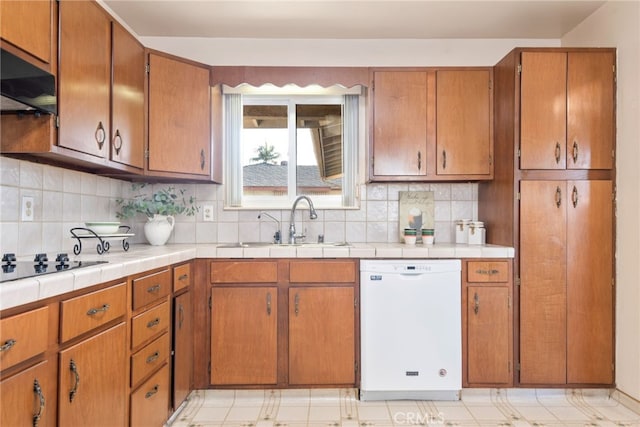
[140,37,558,67]
[562,1,640,401]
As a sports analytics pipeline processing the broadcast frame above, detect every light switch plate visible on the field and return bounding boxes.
[203,205,214,222]
[21,196,34,221]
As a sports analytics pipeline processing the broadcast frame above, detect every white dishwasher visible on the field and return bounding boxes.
[360,259,461,401]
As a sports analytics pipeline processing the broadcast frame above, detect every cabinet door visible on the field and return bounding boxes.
[567,52,615,170]
[210,287,277,385]
[173,291,192,409]
[289,286,355,385]
[519,180,567,384]
[58,0,111,158]
[372,71,428,176]
[0,0,52,64]
[520,52,567,170]
[436,70,492,176]
[0,360,56,427]
[466,286,510,385]
[566,180,614,383]
[111,23,144,169]
[58,323,127,427]
[148,53,211,176]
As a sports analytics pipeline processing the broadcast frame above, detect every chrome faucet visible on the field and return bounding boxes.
[288,195,318,244]
[258,212,281,244]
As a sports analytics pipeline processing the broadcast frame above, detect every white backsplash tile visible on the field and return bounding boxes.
[1,158,483,255]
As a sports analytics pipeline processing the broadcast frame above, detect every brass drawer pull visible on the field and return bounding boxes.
[145,385,159,399]
[86,304,110,316]
[147,284,161,293]
[146,351,160,364]
[475,269,500,276]
[0,338,16,351]
[147,318,160,328]
[178,274,188,281]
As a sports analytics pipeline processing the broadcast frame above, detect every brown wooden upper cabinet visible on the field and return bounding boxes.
[147,52,212,179]
[370,68,493,181]
[520,51,615,170]
[0,0,54,68]
[58,0,144,170]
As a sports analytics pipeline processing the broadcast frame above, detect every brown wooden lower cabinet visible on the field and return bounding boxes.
[0,359,57,427]
[207,259,358,388]
[210,286,278,385]
[462,259,513,387]
[288,286,355,385]
[58,323,128,427]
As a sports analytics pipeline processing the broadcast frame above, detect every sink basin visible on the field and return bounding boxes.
[217,241,351,248]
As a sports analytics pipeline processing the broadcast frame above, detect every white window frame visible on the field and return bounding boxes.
[223,84,361,210]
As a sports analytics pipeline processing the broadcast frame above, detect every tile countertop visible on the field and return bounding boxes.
[0,243,514,311]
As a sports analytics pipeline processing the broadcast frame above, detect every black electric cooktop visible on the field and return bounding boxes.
[1,253,107,283]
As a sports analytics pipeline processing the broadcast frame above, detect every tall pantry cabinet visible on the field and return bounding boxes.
[479,48,615,386]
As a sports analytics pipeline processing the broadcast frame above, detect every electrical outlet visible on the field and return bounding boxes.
[21,196,34,221]
[203,205,214,222]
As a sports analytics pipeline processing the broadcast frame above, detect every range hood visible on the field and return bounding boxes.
[1,49,56,114]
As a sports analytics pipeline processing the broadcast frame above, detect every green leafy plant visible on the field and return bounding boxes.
[116,183,199,219]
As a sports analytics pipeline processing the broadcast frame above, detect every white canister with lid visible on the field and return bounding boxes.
[455,219,471,244]
[468,221,485,245]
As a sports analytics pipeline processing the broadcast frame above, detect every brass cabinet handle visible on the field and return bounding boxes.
[0,338,16,352]
[69,359,80,403]
[33,378,45,427]
[145,385,159,399]
[555,142,561,163]
[200,149,206,170]
[86,303,109,316]
[442,150,447,169]
[113,129,123,155]
[266,292,272,316]
[417,151,422,171]
[147,318,160,328]
[294,293,300,316]
[572,141,579,164]
[572,185,579,208]
[146,351,160,364]
[178,273,188,282]
[555,186,562,208]
[178,303,184,329]
[95,121,106,149]
[147,284,161,294]
[473,292,480,315]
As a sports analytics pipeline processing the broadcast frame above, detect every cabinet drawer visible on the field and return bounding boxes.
[132,269,171,310]
[130,363,170,427]
[131,301,170,350]
[173,263,191,292]
[131,332,170,387]
[467,261,509,283]
[0,306,48,371]
[289,260,356,283]
[60,283,127,343]
[211,261,278,283]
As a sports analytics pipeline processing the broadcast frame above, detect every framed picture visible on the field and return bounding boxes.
[398,191,435,241]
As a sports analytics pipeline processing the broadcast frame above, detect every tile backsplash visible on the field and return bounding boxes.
[0,157,478,257]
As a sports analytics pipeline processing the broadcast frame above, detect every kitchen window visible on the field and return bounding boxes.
[223,85,361,209]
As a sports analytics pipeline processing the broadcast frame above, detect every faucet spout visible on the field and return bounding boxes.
[288,195,318,244]
[258,212,281,244]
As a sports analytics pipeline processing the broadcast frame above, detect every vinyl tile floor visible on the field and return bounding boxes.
[167,388,640,427]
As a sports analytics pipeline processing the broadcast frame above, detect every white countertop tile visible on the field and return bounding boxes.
[0,242,513,311]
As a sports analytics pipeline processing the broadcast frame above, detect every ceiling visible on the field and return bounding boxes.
[103,1,606,40]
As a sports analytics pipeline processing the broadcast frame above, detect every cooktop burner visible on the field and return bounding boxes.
[1,253,107,283]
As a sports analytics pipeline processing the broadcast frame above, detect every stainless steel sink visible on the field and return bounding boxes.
[217,241,351,248]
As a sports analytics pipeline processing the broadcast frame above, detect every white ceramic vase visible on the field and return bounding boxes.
[144,214,175,246]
